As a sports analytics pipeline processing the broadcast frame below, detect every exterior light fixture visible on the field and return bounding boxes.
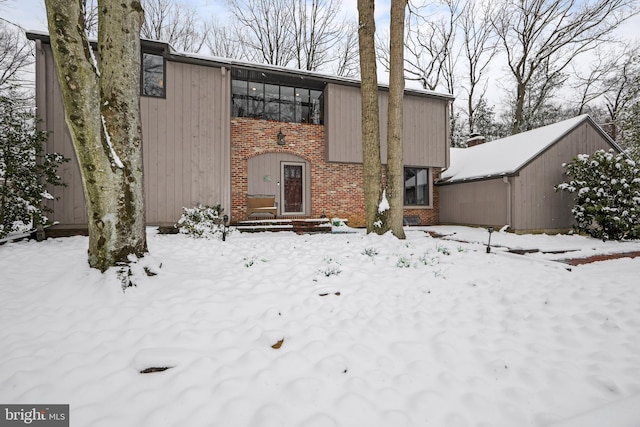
[486,227,494,253]
[277,130,285,145]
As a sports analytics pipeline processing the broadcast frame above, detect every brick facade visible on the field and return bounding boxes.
[231,117,440,227]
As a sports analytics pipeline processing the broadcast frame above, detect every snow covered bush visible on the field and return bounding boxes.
[176,204,229,239]
[557,149,640,240]
[0,94,67,238]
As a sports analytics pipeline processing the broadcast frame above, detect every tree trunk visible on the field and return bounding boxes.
[386,0,407,239]
[357,0,384,234]
[45,0,147,272]
[512,80,526,134]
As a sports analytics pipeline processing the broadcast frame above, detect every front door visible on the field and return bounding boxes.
[282,163,304,214]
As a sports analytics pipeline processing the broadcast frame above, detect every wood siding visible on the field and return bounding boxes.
[438,119,619,232]
[512,121,618,231]
[438,179,509,227]
[36,43,231,226]
[325,84,449,167]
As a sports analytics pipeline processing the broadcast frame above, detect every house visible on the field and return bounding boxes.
[26,31,452,232]
[436,115,622,233]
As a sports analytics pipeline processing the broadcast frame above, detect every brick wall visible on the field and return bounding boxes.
[231,117,440,227]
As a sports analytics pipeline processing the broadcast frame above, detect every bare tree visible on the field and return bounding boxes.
[204,20,247,59]
[601,43,640,142]
[83,0,99,37]
[226,0,297,66]
[458,0,499,135]
[45,0,148,272]
[358,0,384,234]
[0,21,33,92]
[333,21,360,77]
[291,0,345,71]
[141,0,206,53]
[386,0,408,239]
[570,47,618,115]
[381,0,460,93]
[492,0,638,134]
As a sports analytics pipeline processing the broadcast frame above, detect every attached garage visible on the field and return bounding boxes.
[437,115,622,233]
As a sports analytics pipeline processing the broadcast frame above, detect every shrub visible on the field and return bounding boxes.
[0,94,67,238]
[557,149,640,240]
[177,204,229,239]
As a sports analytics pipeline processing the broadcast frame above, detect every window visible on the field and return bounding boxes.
[142,53,165,97]
[404,167,430,206]
[231,77,324,124]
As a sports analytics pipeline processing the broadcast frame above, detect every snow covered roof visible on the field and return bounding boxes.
[439,115,613,184]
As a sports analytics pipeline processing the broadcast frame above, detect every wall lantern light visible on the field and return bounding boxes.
[277,130,286,145]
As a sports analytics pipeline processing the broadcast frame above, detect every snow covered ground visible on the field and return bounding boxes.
[1,226,640,427]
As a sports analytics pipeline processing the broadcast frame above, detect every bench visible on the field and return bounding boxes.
[247,195,277,218]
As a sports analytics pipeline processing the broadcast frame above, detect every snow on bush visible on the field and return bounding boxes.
[176,204,229,239]
[0,93,68,238]
[557,149,640,240]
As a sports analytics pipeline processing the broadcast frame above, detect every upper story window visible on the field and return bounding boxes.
[231,70,324,124]
[404,167,430,206]
[142,53,165,97]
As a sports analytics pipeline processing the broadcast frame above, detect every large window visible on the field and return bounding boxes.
[142,53,165,97]
[404,167,430,206]
[232,78,324,124]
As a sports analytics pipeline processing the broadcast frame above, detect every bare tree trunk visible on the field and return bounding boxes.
[357,0,383,234]
[386,0,407,239]
[45,0,147,272]
[492,0,637,135]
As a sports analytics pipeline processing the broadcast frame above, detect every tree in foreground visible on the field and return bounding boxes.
[557,149,640,240]
[385,0,407,239]
[45,0,148,271]
[357,0,408,237]
[357,0,384,234]
[0,93,67,238]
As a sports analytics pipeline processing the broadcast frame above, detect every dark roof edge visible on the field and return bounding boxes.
[435,173,517,186]
[26,30,455,102]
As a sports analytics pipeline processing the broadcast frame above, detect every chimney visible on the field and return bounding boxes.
[466,133,486,147]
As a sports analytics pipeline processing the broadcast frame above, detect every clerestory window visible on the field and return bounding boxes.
[141,53,165,98]
[232,76,324,124]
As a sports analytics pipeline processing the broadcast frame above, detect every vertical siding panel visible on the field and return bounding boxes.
[140,96,152,222]
[154,85,167,222]
[438,179,508,227]
[166,62,179,222]
[326,83,448,167]
[175,64,185,216]
[199,66,211,204]
[514,121,618,231]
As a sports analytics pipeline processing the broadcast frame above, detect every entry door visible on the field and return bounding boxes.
[282,163,304,214]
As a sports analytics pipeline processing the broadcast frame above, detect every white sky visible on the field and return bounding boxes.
[1,0,638,108]
[0,0,388,32]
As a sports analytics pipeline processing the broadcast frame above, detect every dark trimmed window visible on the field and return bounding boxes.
[141,53,165,97]
[232,78,324,124]
[404,167,430,206]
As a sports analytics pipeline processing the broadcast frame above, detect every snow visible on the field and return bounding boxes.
[101,115,124,169]
[2,226,640,426]
[442,115,595,183]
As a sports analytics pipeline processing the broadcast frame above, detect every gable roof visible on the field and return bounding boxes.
[439,115,618,184]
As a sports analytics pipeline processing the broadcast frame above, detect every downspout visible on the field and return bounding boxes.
[503,176,511,229]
